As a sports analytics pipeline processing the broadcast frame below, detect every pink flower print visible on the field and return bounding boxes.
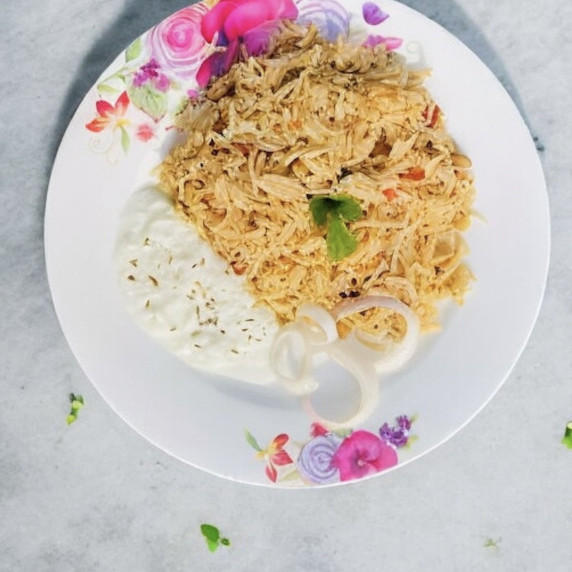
[360,2,402,51]
[200,0,238,44]
[147,3,210,80]
[242,20,282,56]
[363,34,403,51]
[201,0,298,44]
[332,430,397,481]
[85,91,130,133]
[135,123,155,142]
[196,38,240,88]
[310,422,329,437]
[196,0,298,87]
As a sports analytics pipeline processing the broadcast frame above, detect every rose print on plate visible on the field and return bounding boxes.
[147,3,210,81]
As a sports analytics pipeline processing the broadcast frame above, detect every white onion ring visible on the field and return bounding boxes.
[296,303,338,346]
[333,295,420,374]
[301,340,379,429]
[270,297,420,428]
[269,322,318,396]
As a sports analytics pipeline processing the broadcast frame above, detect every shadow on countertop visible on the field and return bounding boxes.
[48,0,545,169]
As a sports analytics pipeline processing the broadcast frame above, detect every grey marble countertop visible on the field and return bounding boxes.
[2,0,571,570]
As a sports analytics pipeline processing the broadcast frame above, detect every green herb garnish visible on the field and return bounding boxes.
[483,537,501,549]
[66,393,84,425]
[200,524,231,553]
[561,421,572,449]
[309,194,362,261]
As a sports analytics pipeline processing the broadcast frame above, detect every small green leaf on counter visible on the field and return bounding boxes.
[483,537,501,549]
[309,194,362,261]
[561,421,572,449]
[201,524,220,543]
[67,393,84,425]
[201,524,230,553]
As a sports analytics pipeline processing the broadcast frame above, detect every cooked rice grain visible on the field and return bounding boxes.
[160,22,475,340]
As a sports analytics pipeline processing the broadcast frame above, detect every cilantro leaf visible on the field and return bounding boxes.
[309,194,362,227]
[200,524,230,553]
[309,196,329,227]
[332,195,362,221]
[561,421,572,449]
[327,214,358,261]
[200,524,220,544]
[67,393,84,425]
[309,194,362,261]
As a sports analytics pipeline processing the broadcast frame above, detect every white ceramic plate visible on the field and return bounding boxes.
[45,0,549,487]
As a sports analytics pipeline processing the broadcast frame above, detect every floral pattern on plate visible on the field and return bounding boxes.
[84,0,402,160]
[246,415,416,485]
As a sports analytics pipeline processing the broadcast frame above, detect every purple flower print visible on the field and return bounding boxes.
[379,415,413,448]
[396,415,412,431]
[362,2,389,25]
[133,59,170,92]
[295,0,350,43]
[297,434,342,484]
